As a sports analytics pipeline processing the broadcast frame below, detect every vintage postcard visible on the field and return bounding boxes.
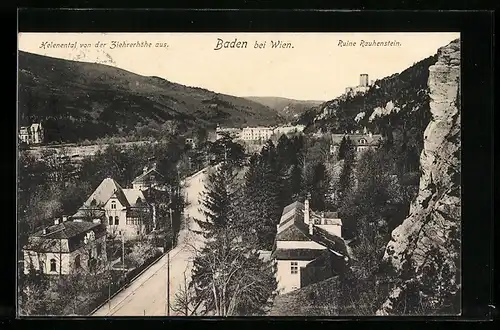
[17,32,461,317]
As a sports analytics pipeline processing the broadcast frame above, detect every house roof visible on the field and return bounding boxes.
[25,221,107,253]
[271,248,325,261]
[82,178,130,208]
[71,208,105,220]
[268,276,340,316]
[31,221,102,239]
[330,133,383,147]
[74,178,152,218]
[274,200,351,260]
[281,201,303,218]
[132,167,164,184]
[122,189,146,207]
[257,250,272,262]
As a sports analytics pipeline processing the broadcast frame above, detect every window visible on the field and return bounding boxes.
[359,138,367,144]
[50,259,57,272]
[291,261,298,274]
[108,216,113,225]
[111,201,116,209]
[40,260,45,273]
[75,255,81,269]
[114,216,119,225]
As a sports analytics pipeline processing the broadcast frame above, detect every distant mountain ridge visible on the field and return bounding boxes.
[18,51,285,143]
[244,96,324,121]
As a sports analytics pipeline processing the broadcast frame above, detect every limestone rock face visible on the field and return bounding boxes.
[377,39,461,315]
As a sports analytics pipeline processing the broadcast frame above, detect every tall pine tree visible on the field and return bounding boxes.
[310,163,331,211]
[241,141,282,250]
[337,136,356,207]
[194,161,240,240]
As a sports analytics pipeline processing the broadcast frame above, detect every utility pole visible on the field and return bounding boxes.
[122,231,125,273]
[108,265,111,311]
[167,251,170,316]
[166,185,173,316]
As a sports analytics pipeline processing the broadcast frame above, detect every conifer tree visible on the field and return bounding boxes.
[241,141,282,249]
[310,163,330,211]
[338,136,348,160]
[193,161,240,240]
[275,135,294,208]
[190,161,277,316]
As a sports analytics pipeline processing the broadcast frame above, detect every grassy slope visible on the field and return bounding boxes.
[19,51,285,142]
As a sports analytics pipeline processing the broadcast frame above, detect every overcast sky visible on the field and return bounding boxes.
[18,32,459,101]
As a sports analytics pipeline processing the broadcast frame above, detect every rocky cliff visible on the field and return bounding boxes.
[377,39,461,315]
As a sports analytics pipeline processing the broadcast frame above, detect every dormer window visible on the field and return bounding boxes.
[359,138,367,144]
[111,201,116,209]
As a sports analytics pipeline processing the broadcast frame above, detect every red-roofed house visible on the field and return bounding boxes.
[271,199,352,294]
[71,178,155,240]
[23,218,107,275]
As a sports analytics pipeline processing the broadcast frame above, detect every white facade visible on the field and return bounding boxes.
[18,123,44,144]
[23,233,106,275]
[103,196,149,239]
[275,259,311,294]
[241,127,274,141]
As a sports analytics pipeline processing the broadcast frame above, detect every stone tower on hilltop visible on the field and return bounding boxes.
[359,73,369,87]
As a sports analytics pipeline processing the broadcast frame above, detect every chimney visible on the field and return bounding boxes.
[54,218,60,225]
[304,198,310,225]
[143,165,148,175]
[42,228,47,235]
[369,132,373,138]
[62,215,68,222]
[321,212,325,225]
[309,220,313,235]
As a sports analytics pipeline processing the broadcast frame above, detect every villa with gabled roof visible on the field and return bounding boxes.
[72,178,155,240]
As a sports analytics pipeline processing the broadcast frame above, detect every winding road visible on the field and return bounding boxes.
[91,168,209,316]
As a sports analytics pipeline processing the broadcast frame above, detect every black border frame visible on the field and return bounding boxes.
[4,8,496,328]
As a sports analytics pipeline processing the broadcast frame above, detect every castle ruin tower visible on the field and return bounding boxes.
[360,73,369,87]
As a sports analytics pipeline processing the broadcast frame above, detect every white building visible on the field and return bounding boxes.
[19,123,44,144]
[241,126,274,141]
[23,219,107,275]
[72,178,155,240]
[271,199,351,295]
[329,132,383,155]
